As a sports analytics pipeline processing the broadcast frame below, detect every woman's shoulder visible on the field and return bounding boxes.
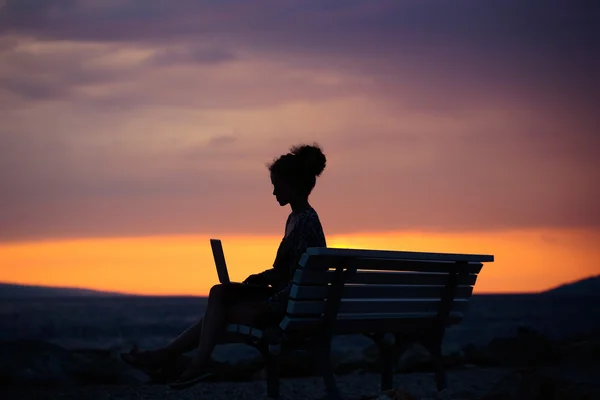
[297,206,321,222]
[299,208,325,235]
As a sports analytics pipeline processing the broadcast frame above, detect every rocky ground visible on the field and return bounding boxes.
[1,327,599,399]
[3,365,600,400]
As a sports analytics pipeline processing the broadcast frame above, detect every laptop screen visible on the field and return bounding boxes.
[210,239,230,284]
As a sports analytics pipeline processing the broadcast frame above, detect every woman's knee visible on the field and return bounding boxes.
[208,284,227,299]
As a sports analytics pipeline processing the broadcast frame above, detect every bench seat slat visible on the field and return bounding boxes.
[289,284,474,300]
[293,269,478,286]
[287,298,469,315]
[280,312,464,333]
[301,247,494,264]
[301,256,483,274]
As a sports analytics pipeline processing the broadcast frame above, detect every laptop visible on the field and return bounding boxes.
[210,238,231,284]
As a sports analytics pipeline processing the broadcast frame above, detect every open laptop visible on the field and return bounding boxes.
[210,238,231,284]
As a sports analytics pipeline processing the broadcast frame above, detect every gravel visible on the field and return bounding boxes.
[1,367,514,400]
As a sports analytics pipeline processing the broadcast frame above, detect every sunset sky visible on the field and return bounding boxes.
[0,1,598,295]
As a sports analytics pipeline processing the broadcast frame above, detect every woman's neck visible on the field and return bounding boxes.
[290,199,310,214]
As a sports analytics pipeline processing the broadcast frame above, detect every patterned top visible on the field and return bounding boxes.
[259,206,326,317]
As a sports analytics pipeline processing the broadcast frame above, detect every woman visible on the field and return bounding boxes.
[121,143,327,389]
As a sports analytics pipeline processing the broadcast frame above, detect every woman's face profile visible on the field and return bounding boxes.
[271,173,295,206]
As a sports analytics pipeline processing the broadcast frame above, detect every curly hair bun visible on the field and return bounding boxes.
[290,143,326,177]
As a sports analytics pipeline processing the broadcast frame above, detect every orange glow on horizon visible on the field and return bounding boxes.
[1,228,599,296]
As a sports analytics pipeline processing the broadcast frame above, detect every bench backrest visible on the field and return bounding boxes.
[280,247,493,334]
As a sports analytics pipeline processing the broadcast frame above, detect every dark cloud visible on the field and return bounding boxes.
[1,0,595,116]
[0,39,141,103]
[145,46,236,67]
[1,1,596,56]
[0,0,598,242]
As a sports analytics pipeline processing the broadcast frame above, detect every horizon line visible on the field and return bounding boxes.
[3,277,598,297]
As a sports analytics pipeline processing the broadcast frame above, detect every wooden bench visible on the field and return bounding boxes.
[224,247,494,400]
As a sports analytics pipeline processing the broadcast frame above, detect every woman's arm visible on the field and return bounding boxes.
[258,267,287,282]
[243,266,287,286]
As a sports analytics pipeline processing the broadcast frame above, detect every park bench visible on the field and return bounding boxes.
[224,247,494,400]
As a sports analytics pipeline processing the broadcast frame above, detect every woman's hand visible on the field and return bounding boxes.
[243,273,267,286]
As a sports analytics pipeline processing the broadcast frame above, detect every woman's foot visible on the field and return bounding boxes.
[120,348,174,370]
[168,361,213,390]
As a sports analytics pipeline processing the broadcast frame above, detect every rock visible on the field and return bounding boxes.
[396,343,431,372]
[478,368,600,400]
[210,343,263,381]
[332,335,379,373]
[69,348,151,384]
[0,340,75,387]
[442,341,466,367]
[136,334,474,382]
[462,343,495,366]
[213,343,324,379]
[0,340,179,387]
[210,334,397,379]
[485,327,560,366]
[464,327,562,367]
[559,339,600,364]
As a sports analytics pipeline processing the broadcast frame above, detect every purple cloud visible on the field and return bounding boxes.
[0,0,598,242]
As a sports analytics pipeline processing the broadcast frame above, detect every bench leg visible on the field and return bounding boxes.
[259,347,280,399]
[316,339,344,400]
[365,333,399,392]
[427,339,447,391]
[378,334,395,391]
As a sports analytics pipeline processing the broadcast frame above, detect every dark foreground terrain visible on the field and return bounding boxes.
[1,287,599,399]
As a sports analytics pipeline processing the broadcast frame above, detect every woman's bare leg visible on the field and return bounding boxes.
[187,285,229,368]
[166,282,270,359]
[124,283,269,372]
[162,318,203,354]
[172,287,266,385]
[121,317,204,368]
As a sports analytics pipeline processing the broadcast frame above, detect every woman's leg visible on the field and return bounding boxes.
[123,283,271,370]
[163,318,203,353]
[121,318,204,368]
[165,283,272,356]
[171,285,270,385]
[157,317,204,355]
[185,284,231,370]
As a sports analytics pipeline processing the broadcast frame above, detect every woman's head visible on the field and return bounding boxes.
[269,143,326,207]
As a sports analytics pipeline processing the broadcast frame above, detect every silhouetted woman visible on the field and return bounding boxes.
[121,143,327,389]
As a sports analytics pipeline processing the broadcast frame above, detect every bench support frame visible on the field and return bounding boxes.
[317,262,354,400]
[240,259,476,399]
[428,261,464,390]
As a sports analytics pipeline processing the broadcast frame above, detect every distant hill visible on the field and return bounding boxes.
[0,283,129,298]
[543,275,600,296]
